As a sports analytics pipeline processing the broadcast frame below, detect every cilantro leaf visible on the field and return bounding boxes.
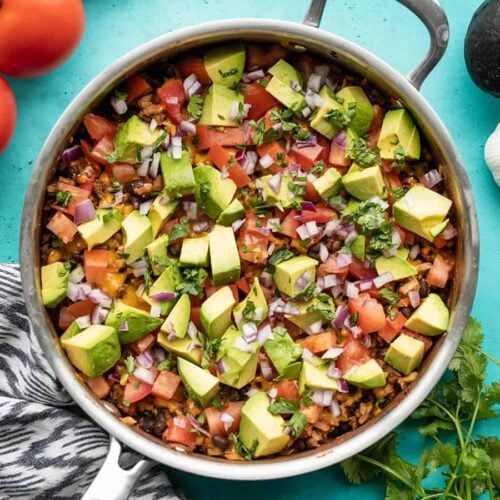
[55,191,75,208]
[268,248,295,267]
[202,337,221,369]
[175,268,207,298]
[124,355,135,373]
[157,355,175,371]
[379,288,400,307]
[428,442,457,472]
[285,412,308,438]
[267,397,300,415]
[170,218,189,240]
[233,434,258,461]
[187,95,204,120]
[346,135,378,167]
[350,200,386,234]
[242,300,256,320]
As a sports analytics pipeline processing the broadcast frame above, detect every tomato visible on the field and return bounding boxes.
[378,312,406,343]
[53,182,90,216]
[257,140,286,163]
[317,256,349,278]
[157,79,186,124]
[367,104,384,148]
[427,253,454,288]
[164,417,196,448]
[176,56,211,85]
[83,114,117,141]
[303,181,320,202]
[196,125,246,150]
[122,375,153,404]
[238,215,269,264]
[0,0,85,77]
[348,257,378,280]
[301,404,322,424]
[205,402,243,436]
[207,143,250,187]
[58,299,95,330]
[336,337,371,373]
[299,331,337,354]
[246,44,288,70]
[295,206,334,224]
[130,334,156,355]
[84,249,115,286]
[290,144,324,171]
[329,140,351,168]
[279,210,300,239]
[223,401,244,432]
[235,278,251,294]
[47,211,77,243]
[125,75,152,104]
[190,306,202,331]
[112,163,138,184]
[0,76,16,153]
[84,375,110,399]
[348,293,386,334]
[316,135,330,164]
[151,371,181,400]
[89,135,114,165]
[403,329,433,353]
[242,82,279,120]
[205,407,225,436]
[276,380,300,401]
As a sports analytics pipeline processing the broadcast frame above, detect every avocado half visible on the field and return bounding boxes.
[464,0,500,97]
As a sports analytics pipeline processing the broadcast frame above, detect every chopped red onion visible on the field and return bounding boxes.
[91,306,108,325]
[408,290,421,308]
[187,415,210,437]
[193,220,209,233]
[132,267,146,277]
[409,244,420,260]
[322,347,344,360]
[246,388,259,398]
[331,285,343,298]
[351,325,363,337]
[296,271,311,293]
[187,81,202,99]
[76,315,91,329]
[442,224,457,240]
[140,145,153,161]
[345,281,359,298]
[333,305,349,329]
[257,324,272,345]
[166,96,179,106]
[290,80,302,92]
[301,106,312,118]
[180,120,196,135]
[330,399,341,418]
[74,199,96,225]
[305,220,319,237]
[296,134,318,149]
[220,412,235,431]
[149,152,161,178]
[259,357,275,380]
[345,230,359,246]
[62,145,82,166]
[268,173,282,194]
[337,253,353,268]
[153,347,167,362]
[306,320,323,335]
[362,335,373,348]
[259,153,274,169]
[217,359,229,374]
[233,336,254,353]
[358,279,373,292]
[333,130,347,148]
[114,190,124,205]
[328,363,344,378]
[242,68,265,82]
[183,201,198,220]
[337,379,349,393]
[305,89,324,109]
[307,73,323,93]
[118,320,129,332]
[231,219,245,233]
[373,272,394,289]
[267,387,278,400]
[324,274,340,288]
[314,64,330,79]
[139,199,154,216]
[242,322,258,343]
[296,223,310,240]
[324,220,341,237]
[423,169,443,188]
[137,350,154,369]
[88,289,112,309]
[135,283,145,297]
[301,348,314,362]
[319,243,329,263]
[133,366,156,385]
[149,118,158,133]
[300,201,316,212]
[306,173,318,184]
[173,416,186,428]
[312,390,334,407]
[245,150,258,174]
[162,134,171,150]
[187,321,198,340]
[150,291,176,302]
[69,265,85,284]
[110,96,128,115]
[137,159,151,177]
[130,259,148,269]
[149,305,162,318]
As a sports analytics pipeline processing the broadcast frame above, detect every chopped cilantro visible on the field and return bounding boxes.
[286,412,308,438]
[258,79,268,88]
[268,248,295,267]
[306,293,335,320]
[115,89,128,101]
[187,95,204,120]
[392,187,406,200]
[241,243,251,254]
[143,267,153,293]
[350,312,359,325]
[233,434,258,461]
[391,145,406,169]
[202,337,222,369]
[55,190,75,208]
[242,300,256,320]
[325,101,356,129]
[347,136,378,167]
[170,218,189,240]
[310,160,325,175]
[366,222,394,262]
[287,181,305,198]
[350,200,386,234]
[175,267,207,298]
[106,150,119,164]
[157,355,175,371]
[229,81,244,93]
[124,355,135,374]
[219,67,238,78]
[211,395,223,411]
[379,288,400,307]
[51,237,63,248]
[268,397,300,415]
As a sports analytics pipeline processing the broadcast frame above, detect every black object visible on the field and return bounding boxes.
[464,0,500,97]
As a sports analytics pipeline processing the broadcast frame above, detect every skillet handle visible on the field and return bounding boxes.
[82,436,155,500]
[303,0,449,90]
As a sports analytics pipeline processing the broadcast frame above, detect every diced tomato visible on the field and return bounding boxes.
[246,44,288,70]
[336,337,371,373]
[301,404,322,424]
[205,407,225,436]
[299,331,337,354]
[208,143,250,187]
[125,75,152,104]
[85,375,110,399]
[348,257,378,280]
[317,256,349,278]
[427,253,454,288]
[122,375,153,404]
[303,181,320,202]
[257,140,286,163]
[295,206,333,224]
[89,135,114,165]
[222,401,244,433]
[83,249,114,286]
[279,210,300,239]
[47,211,77,244]
[433,235,447,249]
[403,329,433,353]
[151,371,181,400]
[164,417,196,448]
[83,113,117,141]
[59,299,95,330]
[53,182,90,216]
[112,163,138,184]
[290,144,324,171]
[242,82,279,120]
[205,401,243,436]
[238,215,269,265]
[130,334,157,354]
[366,104,384,148]
[190,306,202,331]
[316,135,331,164]
[157,79,186,124]
[404,229,416,246]
[378,311,406,343]
[196,125,246,150]
[348,293,386,334]
[235,277,251,294]
[276,380,300,401]
[176,56,211,85]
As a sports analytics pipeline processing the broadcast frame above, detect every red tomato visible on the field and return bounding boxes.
[303,181,320,203]
[89,135,114,165]
[0,0,85,77]
[242,82,279,120]
[302,404,322,424]
[276,380,300,401]
[84,375,110,399]
[427,254,454,288]
[58,299,95,330]
[329,138,351,168]
[348,257,378,280]
[295,206,334,224]
[190,306,202,331]
[257,140,286,163]
[336,337,371,373]
[238,215,269,265]
[130,334,156,355]
[246,44,288,70]
[207,143,250,187]
[367,104,384,148]
[122,375,153,404]
[205,407,225,436]
[279,210,300,239]
[151,371,181,400]
[222,401,244,432]
[0,77,16,153]
[403,329,433,353]
[205,402,243,436]
[125,75,152,104]
[84,249,114,286]
[235,278,251,294]
[290,144,324,171]
[157,79,186,124]
[196,125,246,150]
[317,256,349,278]
[378,312,406,343]
[112,163,138,184]
[316,135,331,164]
[176,56,211,85]
[47,211,77,243]
[164,417,196,448]
[348,293,386,334]
[53,182,90,216]
[299,331,337,354]
[83,114,117,141]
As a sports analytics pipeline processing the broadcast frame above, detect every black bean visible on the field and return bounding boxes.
[419,279,429,297]
[212,435,229,450]
[295,439,307,451]
[401,307,412,318]
[153,412,167,436]
[138,415,155,434]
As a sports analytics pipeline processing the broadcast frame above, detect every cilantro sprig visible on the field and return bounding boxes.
[268,397,308,438]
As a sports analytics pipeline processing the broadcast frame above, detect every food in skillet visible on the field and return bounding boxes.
[40,43,457,459]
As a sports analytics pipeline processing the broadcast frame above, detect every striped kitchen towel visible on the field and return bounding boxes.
[0,264,179,500]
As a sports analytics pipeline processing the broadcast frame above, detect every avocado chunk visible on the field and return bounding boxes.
[61,320,83,342]
[177,357,220,406]
[265,59,305,112]
[310,85,343,139]
[122,210,153,264]
[385,333,425,375]
[180,236,209,268]
[160,151,196,198]
[148,196,178,237]
[233,277,268,327]
[147,234,170,276]
[203,43,245,87]
[312,168,342,201]
[216,326,259,389]
[264,328,302,376]
[142,262,181,315]
[299,358,338,394]
[193,165,237,219]
[393,185,452,241]
[157,332,203,365]
[344,359,386,388]
[216,198,245,226]
[285,295,335,330]
[160,293,190,339]
[259,174,299,208]
[41,262,69,308]
[199,84,244,127]
[239,391,290,458]
[375,248,417,281]
[200,285,236,338]
[350,234,366,260]
[405,293,449,335]
[61,325,121,377]
[336,86,374,135]
[113,115,162,163]
[273,255,318,298]
[208,224,241,285]
[105,301,162,344]
[269,59,304,86]
[342,163,385,201]
[77,208,123,250]
[377,109,420,160]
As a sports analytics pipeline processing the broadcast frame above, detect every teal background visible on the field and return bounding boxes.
[1,0,498,498]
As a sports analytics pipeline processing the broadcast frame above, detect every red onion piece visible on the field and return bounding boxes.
[183,74,198,94]
[373,272,394,289]
[76,315,91,329]
[319,243,329,263]
[257,324,272,345]
[118,320,129,332]
[408,290,421,308]
[139,199,154,216]
[259,154,274,169]
[220,412,235,431]
[62,145,82,166]
[260,271,273,288]
[296,224,311,240]
[88,289,112,309]
[333,130,347,148]
[409,244,420,260]
[69,265,85,284]
[268,173,282,195]
[74,199,96,225]
[180,120,196,135]
[187,81,202,99]
[150,291,177,302]
[173,416,186,428]
[442,224,457,240]
[332,305,348,329]
[110,97,128,115]
[301,200,317,212]
[242,322,258,343]
[327,364,343,379]
[358,279,373,292]
[91,306,108,325]
[345,281,359,298]
[322,347,344,360]
[423,169,443,188]
[336,253,353,268]
[216,359,229,375]
[242,69,265,82]
[296,134,318,149]
[337,378,349,393]
[187,415,211,437]
[330,399,341,418]
[259,357,275,380]
[307,73,323,93]
[137,350,154,369]
[149,305,162,318]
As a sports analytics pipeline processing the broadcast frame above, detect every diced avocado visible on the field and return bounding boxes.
[310,85,343,139]
[344,359,386,388]
[336,86,374,134]
[61,325,121,377]
[160,293,190,339]
[199,84,243,127]
[193,165,237,219]
[216,198,245,226]
[122,210,153,264]
[265,77,305,112]
[405,293,449,335]
[147,234,170,276]
[430,218,449,238]
[259,174,299,208]
[285,296,334,330]
[233,278,268,327]
[376,248,417,280]
[60,320,83,342]
[157,333,203,365]
[269,59,304,86]
[312,167,342,201]
[393,186,452,241]
[280,361,302,380]
[160,151,196,198]
[113,115,162,163]
[203,43,245,87]
[351,235,366,260]
[180,236,209,268]
[273,255,318,298]
[342,198,361,216]
[342,163,385,201]
[105,301,162,344]
[41,262,69,308]
[148,196,178,237]
[264,328,302,375]
[142,262,181,315]
[177,357,219,406]
[377,108,420,160]
[200,285,236,338]
[385,333,424,375]
[299,358,338,393]
[216,326,259,389]
[77,209,123,250]
[208,225,241,285]
[239,391,289,458]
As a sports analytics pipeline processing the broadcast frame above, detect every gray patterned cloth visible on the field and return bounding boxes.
[0,264,179,500]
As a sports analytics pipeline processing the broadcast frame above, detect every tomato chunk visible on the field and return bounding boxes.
[279,210,300,239]
[290,144,324,171]
[237,215,269,264]
[53,182,90,216]
[205,401,243,436]
[336,337,371,373]
[47,211,77,243]
[276,380,300,401]
[84,375,110,399]
[427,253,454,288]
[84,249,115,286]
[197,125,246,150]
[151,371,181,400]
[164,417,196,448]
[243,82,279,120]
[299,331,337,354]
[157,79,186,124]
[348,293,386,334]
[112,163,138,184]
[89,135,114,165]
[83,113,117,141]
[378,312,406,343]
[125,75,152,104]
[176,56,211,85]
[130,334,156,355]
[122,375,153,404]
[295,206,334,224]
[59,299,95,329]
[208,143,250,187]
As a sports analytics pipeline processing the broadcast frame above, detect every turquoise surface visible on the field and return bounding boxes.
[1,0,498,498]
